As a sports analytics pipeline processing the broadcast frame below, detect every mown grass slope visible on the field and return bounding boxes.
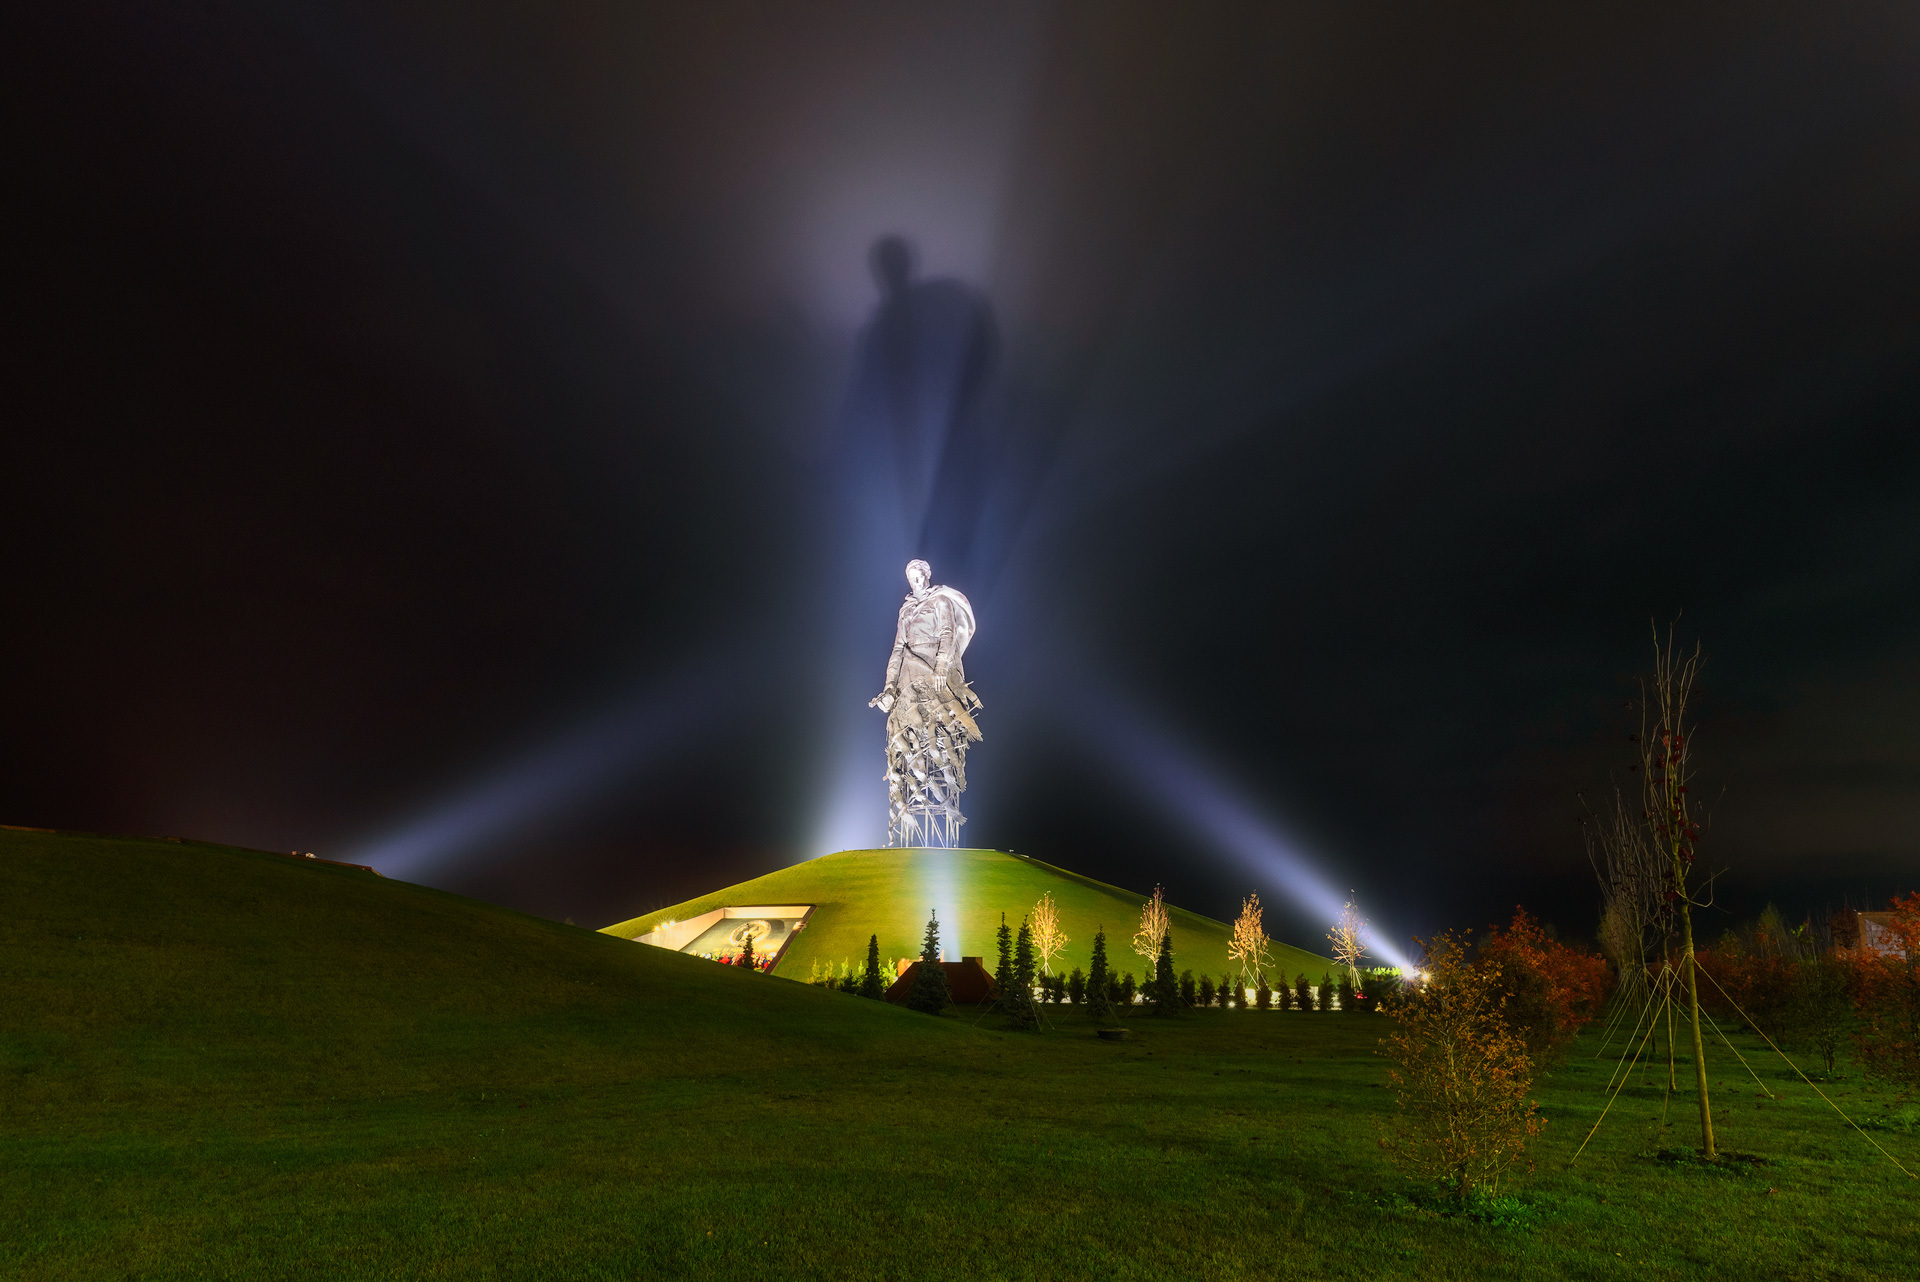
[602,845,1332,982]
[6,827,1916,1281]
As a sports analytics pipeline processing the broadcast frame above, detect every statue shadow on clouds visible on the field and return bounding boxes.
[842,234,999,582]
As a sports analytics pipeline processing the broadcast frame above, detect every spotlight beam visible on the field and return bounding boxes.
[1070,687,1412,971]
[350,650,734,882]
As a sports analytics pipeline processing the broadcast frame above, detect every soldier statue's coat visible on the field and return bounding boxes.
[871,561,982,847]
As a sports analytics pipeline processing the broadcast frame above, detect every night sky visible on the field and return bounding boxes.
[8,2,1920,954]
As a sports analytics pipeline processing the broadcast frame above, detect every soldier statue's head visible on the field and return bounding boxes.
[871,235,915,298]
[905,559,931,595]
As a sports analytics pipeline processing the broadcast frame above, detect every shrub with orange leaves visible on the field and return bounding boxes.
[1379,932,1544,1201]
[1693,948,1799,1039]
[1853,892,1920,1089]
[1478,907,1613,1062]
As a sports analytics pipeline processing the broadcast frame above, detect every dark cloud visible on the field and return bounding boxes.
[5,2,1918,948]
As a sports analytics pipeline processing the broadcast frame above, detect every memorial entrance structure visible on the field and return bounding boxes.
[869,559,982,848]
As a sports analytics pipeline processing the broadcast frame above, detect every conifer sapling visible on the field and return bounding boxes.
[1011,918,1040,1029]
[994,913,1015,1006]
[859,933,886,999]
[1151,929,1180,1016]
[1088,928,1113,1019]
[906,911,952,1015]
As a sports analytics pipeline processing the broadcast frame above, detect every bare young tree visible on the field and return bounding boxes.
[1031,891,1069,976]
[1585,783,1669,1011]
[1643,626,1719,1156]
[1134,885,1170,981]
[1228,892,1271,990]
[1329,892,1367,988]
[1589,623,1717,1156]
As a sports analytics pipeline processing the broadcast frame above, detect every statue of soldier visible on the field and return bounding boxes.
[870,559,983,847]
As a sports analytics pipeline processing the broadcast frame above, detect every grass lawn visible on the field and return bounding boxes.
[601,845,1333,982]
[4,828,1916,1280]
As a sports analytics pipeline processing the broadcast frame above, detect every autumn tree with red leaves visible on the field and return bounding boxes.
[1480,907,1613,1062]
[1853,892,1920,1090]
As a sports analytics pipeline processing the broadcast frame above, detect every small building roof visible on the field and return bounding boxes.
[885,956,994,1006]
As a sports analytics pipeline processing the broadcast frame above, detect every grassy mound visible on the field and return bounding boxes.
[8,827,1914,1281]
[603,846,1332,983]
[0,828,968,1097]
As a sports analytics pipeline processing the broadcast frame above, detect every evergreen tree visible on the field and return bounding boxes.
[1337,974,1355,1013]
[739,932,756,972]
[1120,973,1138,1007]
[859,933,886,999]
[1011,918,1040,1028]
[1274,977,1291,1010]
[1068,967,1087,1005]
[1180,970,1197,1008]
[993,913,1015,1006]
[1318,972,1336,1011]
[1256,973,1272,1010]
[1152,929,1180,1016]
[1198,974,1215,1008]
[1222,974,1238,1008]
[906,911,951,1015]
[1295,972,1312,1011]
[1088,928,1113,1018]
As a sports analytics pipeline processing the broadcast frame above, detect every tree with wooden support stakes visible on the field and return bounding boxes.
[1578,629,1918,1182]
[1635,623,1717,1158]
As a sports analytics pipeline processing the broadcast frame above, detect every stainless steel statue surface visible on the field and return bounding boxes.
[869,560,983,847]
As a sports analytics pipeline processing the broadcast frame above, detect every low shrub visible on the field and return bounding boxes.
[1479,908,1612,1061]
[1379,931,1543,1201]
[1373,969,1405,1003]
[1695,948,1798,1039]
[1783,952,1853,1075]
[1854,892,1920,1090]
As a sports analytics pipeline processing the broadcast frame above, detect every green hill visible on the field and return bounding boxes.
[7,826,1913,1281]
[601,846,1332,983]
[0,826,965,1097]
